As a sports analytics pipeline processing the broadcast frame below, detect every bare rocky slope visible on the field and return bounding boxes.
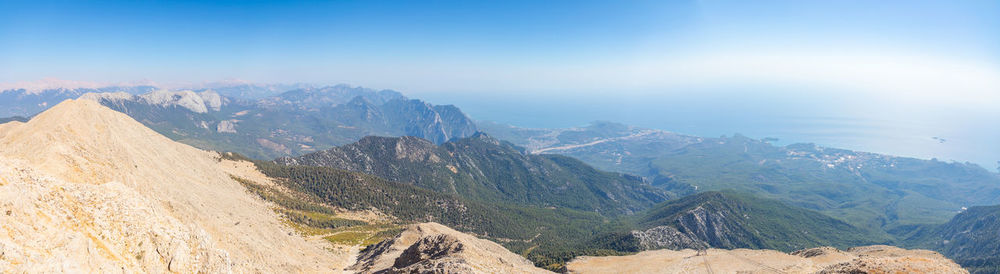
[625,192,885,252]
[0,99,346,272]
[350,222,550,274]
[567,245,967,273]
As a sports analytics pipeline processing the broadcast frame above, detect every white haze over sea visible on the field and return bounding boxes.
[418,87,1000,172]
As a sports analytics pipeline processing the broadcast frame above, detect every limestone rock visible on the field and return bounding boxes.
[0,99,346,272]
[351,222,550,274]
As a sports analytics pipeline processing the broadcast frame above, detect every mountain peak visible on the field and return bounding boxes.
[459,131,501,144]
[0,98,345,271]
[469,131,494,140]
[0,98,209,185]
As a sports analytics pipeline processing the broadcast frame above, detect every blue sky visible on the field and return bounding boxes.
[1,0,997,96]
[1,0,999,166]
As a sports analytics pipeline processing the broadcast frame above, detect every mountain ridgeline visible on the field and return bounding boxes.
[275,133,673,215]
[0,85,158,117]
[246,156,630,270]
[81,85,478,159]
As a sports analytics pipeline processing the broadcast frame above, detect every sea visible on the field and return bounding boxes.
[418,88,1000,171]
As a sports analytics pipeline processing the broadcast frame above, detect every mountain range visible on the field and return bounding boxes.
[79,85,478,159]
[264,132,911,270]
[1,82,994,272]
[0,85,158,117]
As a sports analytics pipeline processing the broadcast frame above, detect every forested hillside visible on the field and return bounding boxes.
[896,205,1000,274]
[483,121,1000,234]
[276,133,673,215]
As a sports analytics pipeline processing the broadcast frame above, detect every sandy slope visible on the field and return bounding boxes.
[566,245,967,274]
[0,99,345,272]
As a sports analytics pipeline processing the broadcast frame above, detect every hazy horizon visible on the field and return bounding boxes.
[4,2,1000,272]
[2,0,998,168]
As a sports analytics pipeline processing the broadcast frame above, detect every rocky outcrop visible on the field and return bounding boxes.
[567,245,967,274]
[351,222,550,274]
[631,225,707,251]
[627,192,882,252]
[216,119,238,133]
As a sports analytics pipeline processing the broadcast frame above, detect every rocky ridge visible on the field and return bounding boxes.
[0,99,345,272]
[350,222,550,274]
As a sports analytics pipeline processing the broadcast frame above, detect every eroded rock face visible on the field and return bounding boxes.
[351,222,550,274]
[630,203,752,251]
[631,225,707,250]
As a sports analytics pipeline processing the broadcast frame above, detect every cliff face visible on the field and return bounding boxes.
[0,99,346,272]
[351,222,550,274]
[379,99,478,145]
